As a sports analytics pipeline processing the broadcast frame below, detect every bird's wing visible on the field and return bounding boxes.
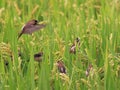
[24,24,46,34]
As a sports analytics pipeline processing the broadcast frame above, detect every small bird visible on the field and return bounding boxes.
[34,52,43,62]
[56,60,66,74]
[85,64,93,77]
[70,37,80,54]
[18,19,46,39]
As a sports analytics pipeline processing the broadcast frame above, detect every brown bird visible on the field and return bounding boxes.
[70,37,80,54]
[34,52,43,62]
[85,64,93,77]
[57,60,66,74]
[18,19,46,39]
[69,43,76,54]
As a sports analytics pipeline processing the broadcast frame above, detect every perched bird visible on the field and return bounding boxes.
[18,19,46,39]
[85,64,93,77]
[34,52,43,62]
[69,44,76,54]
[56,60,66,74]
[70,37,80,54]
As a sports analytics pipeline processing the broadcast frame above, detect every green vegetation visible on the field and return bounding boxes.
[0,0,120,90]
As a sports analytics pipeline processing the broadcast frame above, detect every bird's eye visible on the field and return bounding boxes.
[33,20,38,24]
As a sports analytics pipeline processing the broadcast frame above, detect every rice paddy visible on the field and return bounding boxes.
[0,0,120,90]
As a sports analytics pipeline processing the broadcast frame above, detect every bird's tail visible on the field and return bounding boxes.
[18,32,23,40]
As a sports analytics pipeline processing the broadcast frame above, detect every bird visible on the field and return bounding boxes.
[85,64,93,77]
[70,37,80,54]
[18,19,46,39]
[56,60,66,74]
[34,52,43,62]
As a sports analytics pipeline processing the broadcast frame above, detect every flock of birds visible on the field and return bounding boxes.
[18,19,92,76]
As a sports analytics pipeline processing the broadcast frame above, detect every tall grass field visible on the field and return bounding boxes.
[0,0,120,90]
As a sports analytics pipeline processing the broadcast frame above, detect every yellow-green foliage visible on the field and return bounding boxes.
[0,0,120,90]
